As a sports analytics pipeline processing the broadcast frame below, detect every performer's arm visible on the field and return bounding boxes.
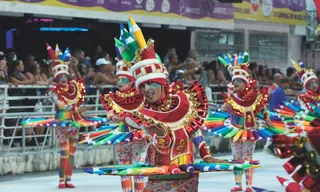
[148,123,171,154]
[262,107,273,128]
[107,110,124,123]
[192,130,212,160]
[49,91,76,111]
[107,110,115,122]
[192,130,225,163]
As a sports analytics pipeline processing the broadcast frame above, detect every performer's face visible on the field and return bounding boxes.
[233,79,245,91]
[58,74,68,86]
[141,82,162,103]
[117,76,131,91]
[308,79,319,92]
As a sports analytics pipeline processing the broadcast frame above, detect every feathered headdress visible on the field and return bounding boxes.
[114,17,167,88]
[46,43,71,80]
[218,51,250,83]
[291,59,317,88]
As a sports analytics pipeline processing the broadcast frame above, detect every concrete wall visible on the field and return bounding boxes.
[192,19,304,73]
[0,147,115,176]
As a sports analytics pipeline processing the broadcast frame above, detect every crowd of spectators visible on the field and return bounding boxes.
[0,45,319,147]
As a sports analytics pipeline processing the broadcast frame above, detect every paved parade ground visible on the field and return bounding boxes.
[0,151,288,192]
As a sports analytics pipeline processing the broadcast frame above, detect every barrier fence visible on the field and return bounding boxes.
[0,84,297,157]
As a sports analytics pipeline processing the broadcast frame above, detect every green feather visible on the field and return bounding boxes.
[218,56,229,67]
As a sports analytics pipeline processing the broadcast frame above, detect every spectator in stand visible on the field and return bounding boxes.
[8,60,35,85]
[266,68,273,83]
[0,52,9,84]
[40,60,55,84]
[94,52,110,70]
[168,54,201,83]
[24,62,49,144]
[186,49,197,61]
[257,65,268,84]
[73,49,86,67]
[0,52,9,122]
[203,61,216,84]
[212,60,230,85]
[168,54,184,82]
[25,54,36,69]
[183,58,199,85]
[268,73,283,96]
[286,67,303,90]
[248,62,258,81]
[269,77,289,112]
[6,48,17,63]
[6,60,36,146]
[92,45,103,64]
[25,62,52,86]
[93,58,117,86]
[69,57,82,80]
[163,45,176,69]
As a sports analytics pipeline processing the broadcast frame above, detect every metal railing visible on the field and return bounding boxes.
[0,83,297,157]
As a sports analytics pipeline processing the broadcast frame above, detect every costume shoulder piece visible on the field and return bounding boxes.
[224,86,268,116]
[50,79,86,107]
[132,81,208,136]
[299,89,320,112]
[100,87,144,114]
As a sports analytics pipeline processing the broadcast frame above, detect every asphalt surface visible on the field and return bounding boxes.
[0,151,288,192]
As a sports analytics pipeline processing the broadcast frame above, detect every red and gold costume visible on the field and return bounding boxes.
[272,60,320,133]
[21,43,104,189]
[292,60,320,113]
[121,17,213,192]
[82,18,260,192]
[100,59,147,192]
[205,52,277,192]
[294,60,320,127]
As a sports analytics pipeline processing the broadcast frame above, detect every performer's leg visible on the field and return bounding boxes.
[56,127,69,189]
[230,139,243,191]
[133,176,144,192]
[131,140,148,192]
[243,141,256,192]
[65,127,79,188]
[116,144,133,192]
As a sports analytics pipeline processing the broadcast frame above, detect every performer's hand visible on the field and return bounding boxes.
[77,106,93,113]
[148,123,167,137]
[198,65,204,72]
[203,156,225,163]
[265,118,273,128]
[113,115,124,123]
[221,103,231,112]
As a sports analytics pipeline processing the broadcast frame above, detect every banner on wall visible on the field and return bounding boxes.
[233,0,306,25]
[2,0,306,25]
[13,0,234,22]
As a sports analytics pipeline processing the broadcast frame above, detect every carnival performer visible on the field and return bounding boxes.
[292,60,320,110]
[100,58,147,192]
[21,43,104,189]
[208,52,274,192]
[119,16,224,192]
[272,60,320,133]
